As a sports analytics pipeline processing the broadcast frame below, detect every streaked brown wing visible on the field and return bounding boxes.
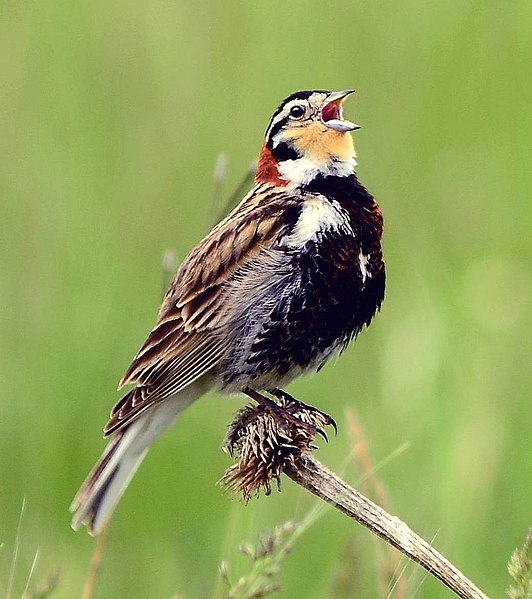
[104,184,301,435]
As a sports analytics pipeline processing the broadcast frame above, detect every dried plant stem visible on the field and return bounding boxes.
[346,409,408,599]
[81,520,110,599]
[222,395,490,598]
[284,455,490,599]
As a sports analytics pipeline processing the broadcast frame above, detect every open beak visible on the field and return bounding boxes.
[321,89,360,132]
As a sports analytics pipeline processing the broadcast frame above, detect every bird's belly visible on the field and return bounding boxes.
[216,234,366,391]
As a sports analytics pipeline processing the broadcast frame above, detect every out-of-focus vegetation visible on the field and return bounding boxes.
[1,1,530,597]
[506,529,532,599]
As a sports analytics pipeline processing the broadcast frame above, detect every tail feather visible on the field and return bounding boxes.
[71,383,204,535]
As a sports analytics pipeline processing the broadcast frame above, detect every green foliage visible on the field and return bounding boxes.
[506,529,532,599]
[1,0,531,597]
[220,521,300,599]
[25,568,61,599]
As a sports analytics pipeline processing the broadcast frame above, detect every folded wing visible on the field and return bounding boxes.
[104,184,301,435]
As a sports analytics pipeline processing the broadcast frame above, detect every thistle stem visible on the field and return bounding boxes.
[284,455,490,599]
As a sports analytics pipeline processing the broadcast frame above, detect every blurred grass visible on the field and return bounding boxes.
[1,0,530,597]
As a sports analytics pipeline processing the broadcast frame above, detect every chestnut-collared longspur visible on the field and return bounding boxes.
[71,89,385,534]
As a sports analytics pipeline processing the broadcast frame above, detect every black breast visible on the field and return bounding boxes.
[304,173,386,332]
[220,173,385,387]
[244,232,366,375]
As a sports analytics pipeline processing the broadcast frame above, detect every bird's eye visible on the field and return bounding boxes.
[289,104,306,119]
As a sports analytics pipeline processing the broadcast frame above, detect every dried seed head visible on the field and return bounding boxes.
[220,395,335,502]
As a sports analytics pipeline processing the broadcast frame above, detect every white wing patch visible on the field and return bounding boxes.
[359,251,371,283]
[289,197,350,247]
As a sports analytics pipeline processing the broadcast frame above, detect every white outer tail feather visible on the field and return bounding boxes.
[71,381,207,535]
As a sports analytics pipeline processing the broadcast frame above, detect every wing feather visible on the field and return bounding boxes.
[107,184,302,435]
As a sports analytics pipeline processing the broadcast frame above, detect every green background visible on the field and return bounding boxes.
[1,1,530,597]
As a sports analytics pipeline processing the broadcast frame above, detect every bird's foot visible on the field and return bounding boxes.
[271,388,337,440]
[242,387,337,442]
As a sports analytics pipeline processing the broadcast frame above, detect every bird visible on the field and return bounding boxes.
[71,89,386,534]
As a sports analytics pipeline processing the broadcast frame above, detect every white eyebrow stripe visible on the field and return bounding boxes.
[265,99,312,141]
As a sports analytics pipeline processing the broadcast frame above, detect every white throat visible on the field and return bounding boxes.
[277,154,357,186]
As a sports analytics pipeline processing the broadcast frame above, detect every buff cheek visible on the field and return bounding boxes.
[288,122,355,164]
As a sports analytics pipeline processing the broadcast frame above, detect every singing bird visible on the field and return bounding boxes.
[71,89,385,534]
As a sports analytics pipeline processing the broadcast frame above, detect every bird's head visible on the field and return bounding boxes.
[256,89,359,186]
